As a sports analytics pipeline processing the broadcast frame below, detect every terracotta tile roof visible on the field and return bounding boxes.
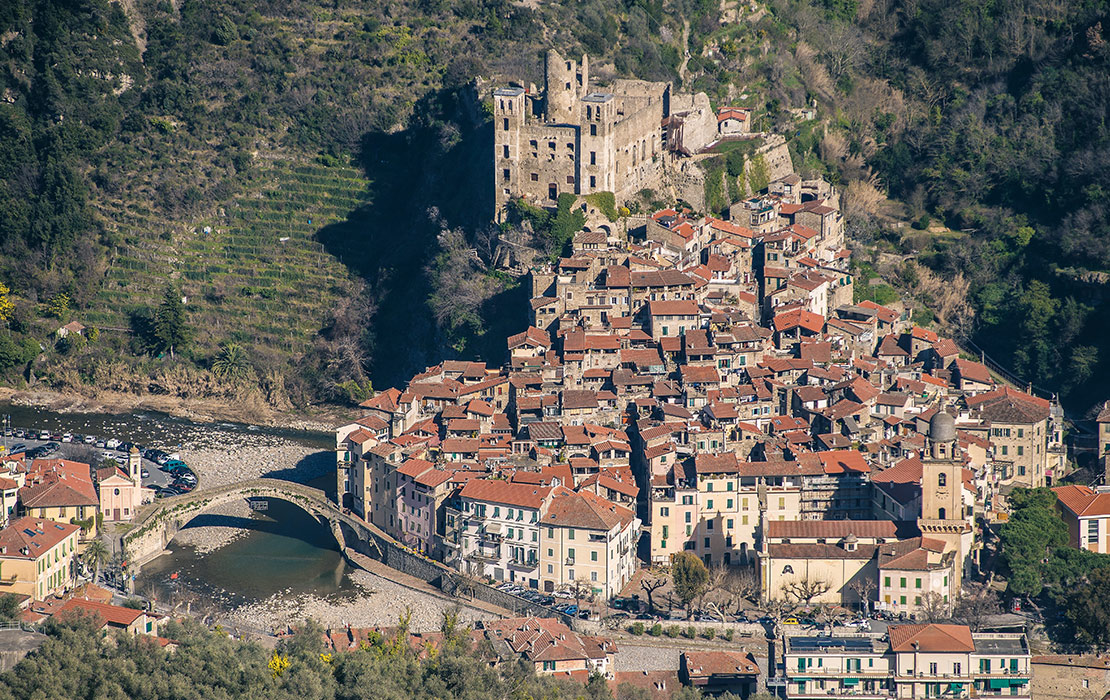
[508,326,551,349]
[695,452,739,474]
[767,520,897,540]
[360,387,402,411]
[56,598,150,627]
[0,517,79,560]
[562,390,599,410]
[932,338,959,357]
[952,358,993,385]
[648,300,700,316]
[483,617,615,662]
[888,624,974,653]
[816,449,869,474]
[773,308,824,334]
[767,542,877,560]
[540,488,634,531]
[459,480,551,509]
[682,650,759,679]
[1052,485,1110,517]
[396,458,435,479]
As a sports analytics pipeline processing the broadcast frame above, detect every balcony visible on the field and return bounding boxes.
[565,556,575,565]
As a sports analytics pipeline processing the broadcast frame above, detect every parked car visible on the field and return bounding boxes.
[39,431,51,440]
[61,433,73,443]
[140,469,150,478]
[84,434,96,444]
[10,444,26,453]
[783,617,800,625]
[105,438,121,449]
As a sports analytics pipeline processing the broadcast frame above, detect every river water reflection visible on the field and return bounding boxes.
[0,401,351,613]
[136,498,357,612]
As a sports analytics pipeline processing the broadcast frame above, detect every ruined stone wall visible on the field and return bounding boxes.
[663,156,707,211]
[670,92,717,154]
[610,96,665,203]
[1031,659,1110,700]
[758,134,794,182]
[512,123,580,205]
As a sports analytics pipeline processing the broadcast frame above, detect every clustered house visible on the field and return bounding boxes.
[783,623,1032,700]
[0,445,153,606]
[334,120,1072,690]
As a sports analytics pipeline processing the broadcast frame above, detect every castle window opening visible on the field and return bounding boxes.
[503,118,509,130]
[566,175,575,185]
[530,139,537,149]
[590,151,596,165]
[503,145,509,158]
[590,124,597,136]
[590,176,596,188]
[503,169,510,182]
[549,141,556,150]
[531,173,539,181]
[549,184,557,200]
[565,82,571,90]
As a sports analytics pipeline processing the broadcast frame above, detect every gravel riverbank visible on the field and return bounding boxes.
[225,568,499,633]
[172,499,254,554]
[180,439,334,489]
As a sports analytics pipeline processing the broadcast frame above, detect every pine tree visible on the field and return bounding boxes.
[154,285,189,359]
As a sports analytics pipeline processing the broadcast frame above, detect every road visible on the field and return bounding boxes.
[1,430,190,491]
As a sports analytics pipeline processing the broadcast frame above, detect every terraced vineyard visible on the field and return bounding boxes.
[87,159,369,357]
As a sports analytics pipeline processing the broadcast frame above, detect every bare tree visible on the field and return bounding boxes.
[722,566,761,613]
[641,575,667,615]
[850,578,877,614]
[919,592,951,623]
[952,587,1000,632]
[781,576,831,605]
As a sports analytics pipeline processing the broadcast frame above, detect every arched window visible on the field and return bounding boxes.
[938,473,947,487]
[938,508,947,520]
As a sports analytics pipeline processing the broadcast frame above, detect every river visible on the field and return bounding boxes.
[0,402,333,451]
[0,401,360,618]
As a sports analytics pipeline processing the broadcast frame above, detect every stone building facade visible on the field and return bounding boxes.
[493,50,714,219]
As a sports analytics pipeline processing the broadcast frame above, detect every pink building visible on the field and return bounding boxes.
[97,448,151,522]
[393,458,452,554]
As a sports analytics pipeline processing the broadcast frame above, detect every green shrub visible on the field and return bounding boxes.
[703,627,716,640]
[664,625,680,638]
[630,622,645,635]
[912,214,931,230]
[683,625,696,639]
[724,629,735,641]
[649,623,663,637]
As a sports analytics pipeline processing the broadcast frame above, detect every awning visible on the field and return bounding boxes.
[842,679,859,686]
[948,683,964,691]
[988,679,1009,689]
[485,522,503,535]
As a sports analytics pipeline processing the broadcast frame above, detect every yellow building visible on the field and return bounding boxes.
[20,459,100,538]
[539,489,638,600]
[0,517,81,599]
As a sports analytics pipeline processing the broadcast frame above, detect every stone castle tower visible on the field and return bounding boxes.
[492,49,670,221]
[918,410,971,581]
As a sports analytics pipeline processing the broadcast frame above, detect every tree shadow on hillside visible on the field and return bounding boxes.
[314,86,496,389]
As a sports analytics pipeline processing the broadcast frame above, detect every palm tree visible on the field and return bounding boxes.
[211,342,249,379]
[82,539,110,585]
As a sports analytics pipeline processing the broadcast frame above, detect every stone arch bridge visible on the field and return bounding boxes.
[122,479,386,569]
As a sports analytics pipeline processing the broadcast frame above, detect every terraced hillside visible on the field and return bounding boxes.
[87,160,366,357]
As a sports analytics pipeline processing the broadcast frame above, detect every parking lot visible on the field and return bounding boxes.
[1,427,198,497]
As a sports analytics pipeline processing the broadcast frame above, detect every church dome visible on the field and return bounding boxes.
[929,410,957,442]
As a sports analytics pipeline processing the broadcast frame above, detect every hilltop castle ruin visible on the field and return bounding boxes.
[493,50,717,220]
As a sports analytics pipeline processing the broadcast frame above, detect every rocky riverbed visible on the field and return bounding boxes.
[172,499,254,554]
[224,568,499,633]
[179,438,334,489]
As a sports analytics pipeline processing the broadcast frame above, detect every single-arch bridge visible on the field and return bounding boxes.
[122,478,385,568]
